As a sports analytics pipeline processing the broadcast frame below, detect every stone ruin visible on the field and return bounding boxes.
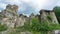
[0,4,58,28]
[39,9,58,24]
[39,9,59,34]
[0,4,18,28]
[0,4,36,34]
[0,4,36,29]
[0,4,59,34]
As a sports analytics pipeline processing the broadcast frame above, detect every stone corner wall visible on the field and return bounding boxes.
[39,9,58,24]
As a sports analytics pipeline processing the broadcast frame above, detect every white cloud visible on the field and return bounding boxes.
[0,3,7,9]
[0,0,59,10]
[56,0,60,6]
[21,0,47,10]
[0,0,60,14]
[20,0,58,10]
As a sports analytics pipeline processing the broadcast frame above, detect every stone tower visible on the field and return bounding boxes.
[39,9,58,24]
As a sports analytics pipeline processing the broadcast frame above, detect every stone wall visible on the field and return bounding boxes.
[39,9,58,24]
[0,4,35,28]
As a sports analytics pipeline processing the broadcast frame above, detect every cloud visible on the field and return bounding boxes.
[18,3,37,15]
[0,3,7,10]
[21,0,58,10]
[0,0,60,15]
[56,0,60,6]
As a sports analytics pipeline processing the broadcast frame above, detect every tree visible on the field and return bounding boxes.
[53,6,60,23]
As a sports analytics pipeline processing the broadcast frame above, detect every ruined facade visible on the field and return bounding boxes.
[0,4,58,29]
[0,4,18,28]
[0,4,34,28]
[39,9,58,24]
[0,4,59,34]
[16,14,27,27]
[0,4,27,28]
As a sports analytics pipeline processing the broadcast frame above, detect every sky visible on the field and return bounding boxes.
[0,0,60,16]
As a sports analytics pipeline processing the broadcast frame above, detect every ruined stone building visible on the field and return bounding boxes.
[0,4,18,28]
[0,4,35,28]
[16,14,28,27]
[39,9,58,24]
[0,4,59,34]
[0,4,58,30]
[0,4,27,28]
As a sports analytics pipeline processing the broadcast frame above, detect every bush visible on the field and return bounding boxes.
[0,24,7,31]
[48,24,60,31]
[53,6,60,23]
[31,17,40,32]
[15,17,60,34]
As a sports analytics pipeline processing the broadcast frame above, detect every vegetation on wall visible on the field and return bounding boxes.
[0,6,60,34]
[47,15,52,21]
[15,17,60,34]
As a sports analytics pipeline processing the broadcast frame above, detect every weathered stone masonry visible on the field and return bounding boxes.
[39,9,58,24]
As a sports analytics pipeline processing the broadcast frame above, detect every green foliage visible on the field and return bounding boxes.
[15,17,60,34]
[31,18,40,32]
[53,6,60,23]
[23,21,31,31]
[31,18,60,33]
[48,24,60,31]
[16,21,31,32]
[32,31,41,34]
[16,17,39,32]
[32,17,39,23]
[40,22,49,31]
[47,15,52,21]
[0,24,7,31]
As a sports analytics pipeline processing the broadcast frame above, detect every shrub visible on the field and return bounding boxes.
[0,24,7,31]
[15,17,60,34]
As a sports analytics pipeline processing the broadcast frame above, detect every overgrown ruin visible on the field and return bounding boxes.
[0,4,36,28]
[39,9,58,24]
[0,4,59,28]
[0,4,59,34]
